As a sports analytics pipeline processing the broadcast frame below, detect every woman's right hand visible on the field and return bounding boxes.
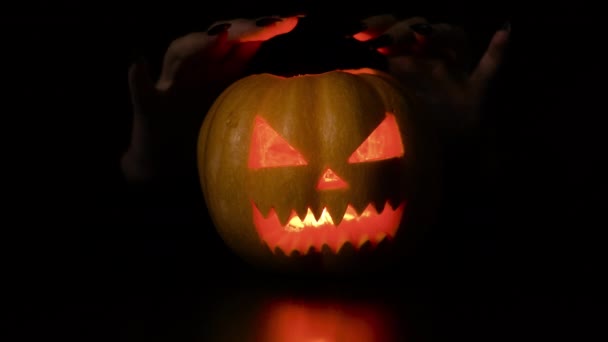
[121,15,301,183]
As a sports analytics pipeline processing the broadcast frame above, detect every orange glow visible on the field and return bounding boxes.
[376,47,390,55]
[316,168,348,191]
[255,298,397,342]
[238,16,300,42]
[348,113,404,163]
[252,201,404,255]
[248,116,307,169]
[342,68,380,75]
[353,31,374,42]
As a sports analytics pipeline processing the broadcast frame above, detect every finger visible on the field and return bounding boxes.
[418,23,469,67]
[352,14,398,42]
[205,29,235,61]
[210,15,301,43]
[199,16,299,82]
[128,59,156,115]
[157,28,232,90]
[364,17,428,56]
[469,24,511,94]
[157,15,301,91]
[388,55,424,89]
[220,41,264,80]
[388,55,427,77]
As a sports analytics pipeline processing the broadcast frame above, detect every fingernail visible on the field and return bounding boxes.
[502,21,511,32]
[366,34,393,49]
[207,23,231,35]
[410,23,433,35]
[255,17,282,27]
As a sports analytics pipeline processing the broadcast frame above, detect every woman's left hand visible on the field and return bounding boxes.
[353,15,510,136]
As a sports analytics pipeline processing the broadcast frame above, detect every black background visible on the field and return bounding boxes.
[8,2,600,341]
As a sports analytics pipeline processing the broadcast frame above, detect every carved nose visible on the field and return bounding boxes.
[316,168,348,191]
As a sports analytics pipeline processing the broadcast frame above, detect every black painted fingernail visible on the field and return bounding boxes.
[366,34,393,49]
[256,17,282,27]
[207,23,231,35]
[502,21,511,32]
[410,23,433,35]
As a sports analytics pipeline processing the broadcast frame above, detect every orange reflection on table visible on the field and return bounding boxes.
[255,297,398,342]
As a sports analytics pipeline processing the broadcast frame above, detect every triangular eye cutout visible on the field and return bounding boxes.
[348,113,405,163]
[248,116,308,169]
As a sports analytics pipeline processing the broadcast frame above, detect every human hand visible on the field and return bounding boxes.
[121,15,301,183]
[122,13,509,185]
[352,15,510,138]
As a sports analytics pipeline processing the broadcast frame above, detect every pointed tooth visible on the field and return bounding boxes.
[252,205,272,236]
[274,245,286,257]
[359,240,373,253]
[266,207,279,222]
[253,201,273,218]
[335,231,349,254]
[344,205,360,222]
[299,207,314,224]
[338,240,355,256]
[327,201,348,227]
[351,200,368,217]
[388,202,406,237]
[373,232,388,246]
[284,234,299,255]
[275,208,294,227]
[293,202,309,225]
[311,229,324,253]
[310,202,325,222]
[375,236,392,254]
[346,232,359,252]
[325,229,343,254]
[373,199,385,215]
[321,229,333,254]
[362,202,377,218]
[342,207,362,250]
[298,235,313,255]
[373,191,388,213]
[274,234,293,254]
[388,197,401,211]
[321,243,333,256]
[357,234,370,250]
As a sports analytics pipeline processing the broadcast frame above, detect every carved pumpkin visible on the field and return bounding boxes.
[197,68,440,273]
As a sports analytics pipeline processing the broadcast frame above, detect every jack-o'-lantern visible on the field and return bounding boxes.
[197,68,441,273]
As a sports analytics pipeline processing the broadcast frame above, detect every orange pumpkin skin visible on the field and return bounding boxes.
[197,68,441,274]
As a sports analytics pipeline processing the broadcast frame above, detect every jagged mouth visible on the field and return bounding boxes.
[252,201,405,255]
